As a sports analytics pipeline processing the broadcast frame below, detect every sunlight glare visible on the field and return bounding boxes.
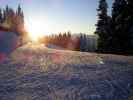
[25,17,49,42]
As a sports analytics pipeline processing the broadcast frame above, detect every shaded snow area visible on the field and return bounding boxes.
[0,44,133,100]
[46,44,65,50]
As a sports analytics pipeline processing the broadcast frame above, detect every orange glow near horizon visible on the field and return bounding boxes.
[25,17,49,42]
[25,15,95,42]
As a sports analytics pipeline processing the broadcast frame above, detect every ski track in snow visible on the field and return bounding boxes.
[0,44,133,100]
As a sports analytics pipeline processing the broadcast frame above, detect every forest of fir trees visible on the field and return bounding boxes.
[95,0,133,54]
[0,5,24,36]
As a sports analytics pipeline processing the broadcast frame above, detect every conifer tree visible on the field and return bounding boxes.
[16,4,24,24]
[0,8,3,23]
[112,0,129,53]
[95,0,110,52]
[126,0,133,53]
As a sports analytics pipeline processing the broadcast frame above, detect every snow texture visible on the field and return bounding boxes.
[0,44,133,100]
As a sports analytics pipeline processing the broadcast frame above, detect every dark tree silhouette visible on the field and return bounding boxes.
[126,0,133,53]
[112,0,131,53]
[95,0,111,52]
[0,8,3,23]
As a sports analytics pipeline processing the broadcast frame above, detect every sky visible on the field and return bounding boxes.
[0,0,112,35]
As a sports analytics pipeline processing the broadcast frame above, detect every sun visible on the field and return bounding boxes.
[25,17,48,42]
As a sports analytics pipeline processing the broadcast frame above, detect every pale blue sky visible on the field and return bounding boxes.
[0,0,112,34]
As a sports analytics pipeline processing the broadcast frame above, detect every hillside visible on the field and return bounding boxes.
[0,44,133,100]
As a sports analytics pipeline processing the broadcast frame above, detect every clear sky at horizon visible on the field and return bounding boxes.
[0,0,112,35]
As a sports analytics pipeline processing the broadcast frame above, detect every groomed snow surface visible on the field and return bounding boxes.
[0,44,133,100]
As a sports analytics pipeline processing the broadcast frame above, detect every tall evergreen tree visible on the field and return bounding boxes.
[95,0,111,52]
[16,4,24,23]
[5,5,9,17]
[112,0,130,53]
[0,8,3,23]
[126,0,133,53]
[17,4,22,15]
[15,5,24,35]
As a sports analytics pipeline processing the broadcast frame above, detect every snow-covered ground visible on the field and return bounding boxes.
[0,44,133,100]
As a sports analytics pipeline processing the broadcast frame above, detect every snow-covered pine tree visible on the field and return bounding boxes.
[112,0,129,53]
[95,0,111,52]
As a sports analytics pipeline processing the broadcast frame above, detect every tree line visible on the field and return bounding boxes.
[0,5,25,36]
[0,5,97,52]
[95,0,133,54]
[40,33,97,52]
[40,32,80,51]
[1,2,133,54]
